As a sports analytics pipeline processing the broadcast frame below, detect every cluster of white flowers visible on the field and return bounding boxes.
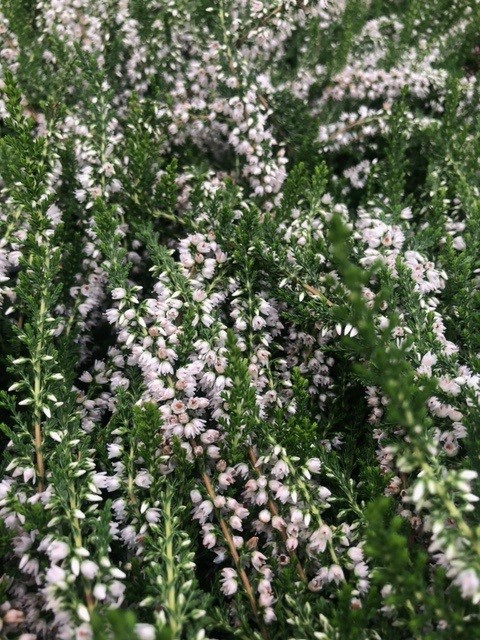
[1,0,480,638]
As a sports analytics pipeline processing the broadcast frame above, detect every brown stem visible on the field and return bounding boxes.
[258,94,270,111]
[200,470,269,640]
[247,448,307,583]
[302,282,333,307]
[85,590,95,611]
[326,115,383,143]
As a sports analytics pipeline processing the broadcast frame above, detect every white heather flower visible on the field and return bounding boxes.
[328,564,345,584]
[46,203,62,226]
[290,508,303,525]
[214,496,226,509]
[438,377,461,396]
[111,288,126,300]
[47,539,70,563]
[93,583,107,600]
[443,440,459,457]
[134,471,153,488]
[232,536,244,548]
[348,547,364,563]
[220,568,238,596]
[308,525,332,555]
[308,576,323,592]
[452,236,466,250]
[80,560,99,580]
[259,589,275,608]
[252,551,267,571]
[202,525,216,549]
[109,580,126,598]
[306,458,322,473]
[229,515,243,531]
[76,624,93,640]
[134,624,156,640]
[273,484,290,503]
[271,460,289,479]
[286,537,298,551]
[193,500,214,525]
[106,476,121,492]
[107,443,123,459]
[145,508,161,523]
[218,470,235,488]
[454,569,480,601]
[354,562,369,578]
[207,445,221,459]
[4,609,25,624]
[251,0,264,14]
[318,487,332,500]
[252,315,266,330]
[45,564,66,584]
[264,607,276,623]
[92,473,108,489]
[258,509,271,523]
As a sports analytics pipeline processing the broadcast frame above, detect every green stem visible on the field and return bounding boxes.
[164,493,180,637]
[32,256,49,492]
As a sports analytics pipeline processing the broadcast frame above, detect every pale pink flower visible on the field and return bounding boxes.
[220,568,238,596]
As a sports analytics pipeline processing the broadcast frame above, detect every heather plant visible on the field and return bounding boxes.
[1,1,480,639]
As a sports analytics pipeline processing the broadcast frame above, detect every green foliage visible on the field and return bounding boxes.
[91,609,139,640]
[1,2,480,639]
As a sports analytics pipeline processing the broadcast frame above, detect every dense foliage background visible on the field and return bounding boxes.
[1,0,480,638]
